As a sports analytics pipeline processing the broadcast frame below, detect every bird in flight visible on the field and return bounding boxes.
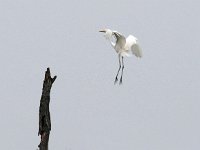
[99,28,142,84]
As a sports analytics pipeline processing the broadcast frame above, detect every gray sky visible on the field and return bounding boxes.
[0,0,200,150]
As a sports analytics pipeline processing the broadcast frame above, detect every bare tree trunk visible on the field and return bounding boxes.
[38,68,57,150]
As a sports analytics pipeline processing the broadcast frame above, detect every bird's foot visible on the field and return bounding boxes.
[119,77,123,85]
[114,77,118,84]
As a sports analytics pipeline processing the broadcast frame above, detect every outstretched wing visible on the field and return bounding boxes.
[113,31,126,49]
[125,35,142,58]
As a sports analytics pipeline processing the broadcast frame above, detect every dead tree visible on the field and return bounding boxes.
[38,68,57,150]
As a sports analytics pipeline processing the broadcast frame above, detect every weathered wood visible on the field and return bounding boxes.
[38,68,57,150]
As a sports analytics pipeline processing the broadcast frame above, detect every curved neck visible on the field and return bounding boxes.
[108,37,115,48]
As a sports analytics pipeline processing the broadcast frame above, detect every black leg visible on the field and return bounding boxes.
[114,55,121,84]
[119,56,124,85]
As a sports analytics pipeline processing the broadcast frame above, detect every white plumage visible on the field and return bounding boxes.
[125,35,142,58]
[99,28,142,84]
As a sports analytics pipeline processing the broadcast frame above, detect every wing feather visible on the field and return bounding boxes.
[113,31,126,48]
[125,35,142,58]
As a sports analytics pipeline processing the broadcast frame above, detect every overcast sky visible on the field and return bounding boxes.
[0,0,200,150]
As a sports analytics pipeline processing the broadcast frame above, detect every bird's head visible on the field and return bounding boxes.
[99,28,113,40]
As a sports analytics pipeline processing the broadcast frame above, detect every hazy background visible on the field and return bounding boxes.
[0,0,200,150]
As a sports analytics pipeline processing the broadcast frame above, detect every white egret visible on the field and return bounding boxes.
[99,28,142,84]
